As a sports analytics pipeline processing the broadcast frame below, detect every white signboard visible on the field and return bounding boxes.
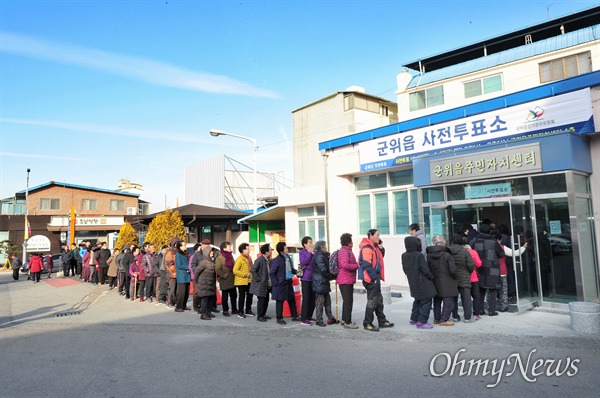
[549,220,561,235]
[48,216,125,227]
[359,88,593,171]
[26,235,51,252]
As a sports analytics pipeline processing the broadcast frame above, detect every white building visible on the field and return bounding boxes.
[279,87,399,245]
[284,7,600,310]
[185,154,289,211]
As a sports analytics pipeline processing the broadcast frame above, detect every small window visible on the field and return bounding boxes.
[315,206,325,216]
[40,198,60,210]
[354,173,387,191]
[356,195,371,235]
[409,85,444,111]
[539,51,591,83]
[532,174,566,194]
[381,104,389,116]
[464,75,502,99]
[81,199,98,211]
[110,199,125,211]
[298,207,314,217]
[389,170,413,186]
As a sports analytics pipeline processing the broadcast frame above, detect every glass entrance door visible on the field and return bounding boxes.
[510,199,539,310]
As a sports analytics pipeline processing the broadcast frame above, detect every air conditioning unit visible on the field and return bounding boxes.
[126,207,137,215]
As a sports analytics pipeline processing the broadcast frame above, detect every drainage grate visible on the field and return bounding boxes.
[55,311,83,317]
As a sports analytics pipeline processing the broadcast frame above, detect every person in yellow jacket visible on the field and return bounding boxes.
[233,243,255,318]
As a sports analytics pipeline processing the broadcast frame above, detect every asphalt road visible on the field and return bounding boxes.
[0,271,598,398]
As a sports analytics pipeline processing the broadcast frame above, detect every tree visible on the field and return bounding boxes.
[0,240,21,268]
[116,221,139,249]
[144,209,187,249]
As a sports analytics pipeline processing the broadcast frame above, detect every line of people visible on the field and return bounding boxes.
[402,221,525,328]
[70,231,396,332]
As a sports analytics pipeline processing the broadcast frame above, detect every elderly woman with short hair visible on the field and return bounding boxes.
[312,240,337,327]
[426,235,459,326]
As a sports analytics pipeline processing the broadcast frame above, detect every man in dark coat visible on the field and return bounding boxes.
[61,245,72,277]
[270,242,300,325]
[96,242,111,284]
[402,237,436,329]
[249,244,272,322]
[472,223,505,316]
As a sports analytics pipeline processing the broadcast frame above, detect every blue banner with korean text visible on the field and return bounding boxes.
[359,88,593,172]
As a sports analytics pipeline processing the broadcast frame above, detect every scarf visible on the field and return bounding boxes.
[222,249,234,270]
[241,253,253,268]
[284,254,293,279]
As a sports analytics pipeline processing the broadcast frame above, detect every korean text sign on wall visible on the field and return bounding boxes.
[429,143,542,184]
[359,88,592,172]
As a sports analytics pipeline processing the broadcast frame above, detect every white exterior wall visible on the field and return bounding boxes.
[396,40,600,121]
[322,144,410,288]
[293,93,397,188]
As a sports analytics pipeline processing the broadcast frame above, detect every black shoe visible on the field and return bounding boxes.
[209,313,216,318]
[238,312,246,319]
[264,315,272,320]
[315,321,326,327]
[327,317,338,325]
[364,323,379,332]
[379,320,394,328]
[291,316,301,322]
[276,319,287,325]
[245,311,255,317]
[488,311,499,316]
[200,314,211,320]
[257,317,267,322]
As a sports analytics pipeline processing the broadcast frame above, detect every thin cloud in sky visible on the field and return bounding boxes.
[0,31,279,98]
[0,118,205,143]
[0,151,85,162]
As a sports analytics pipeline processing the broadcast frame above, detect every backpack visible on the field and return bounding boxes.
[329,250,340,276]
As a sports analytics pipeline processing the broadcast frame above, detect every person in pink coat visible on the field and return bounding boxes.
[29,253,44,283]
[336,233,360,329]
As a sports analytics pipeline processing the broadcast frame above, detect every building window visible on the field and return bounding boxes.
[356,195,371,235]
[355,173,387,191]
[81,199,98,211]
[381,105,389,116]
[298,207,314,217]
[409,85,444,111]
[110,199,125,211]
[40,198,60,210]
[539,52,592,83]
[298,206,325,240]
[374,193,390,234]
[464,75,503,98]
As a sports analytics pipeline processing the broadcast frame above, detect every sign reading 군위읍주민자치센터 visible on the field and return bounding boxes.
[358,88,593,172]
[428,143,542,184]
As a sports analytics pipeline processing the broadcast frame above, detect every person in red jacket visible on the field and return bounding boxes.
[29,253,44,283]
[358,229,394,332]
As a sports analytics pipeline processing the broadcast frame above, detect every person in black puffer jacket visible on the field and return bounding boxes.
[427,235,458,326]
[402,237,436,329]
[312,240,336,327]
[449,235,475,323]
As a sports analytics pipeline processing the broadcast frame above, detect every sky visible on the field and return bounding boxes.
[1,0,597,212]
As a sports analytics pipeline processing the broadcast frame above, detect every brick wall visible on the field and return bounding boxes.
[28,185,138,216]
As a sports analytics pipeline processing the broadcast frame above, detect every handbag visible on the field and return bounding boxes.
[296,265,304,278]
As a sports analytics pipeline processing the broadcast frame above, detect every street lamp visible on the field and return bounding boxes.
[209,129,257,214]
[23,168,30,264]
